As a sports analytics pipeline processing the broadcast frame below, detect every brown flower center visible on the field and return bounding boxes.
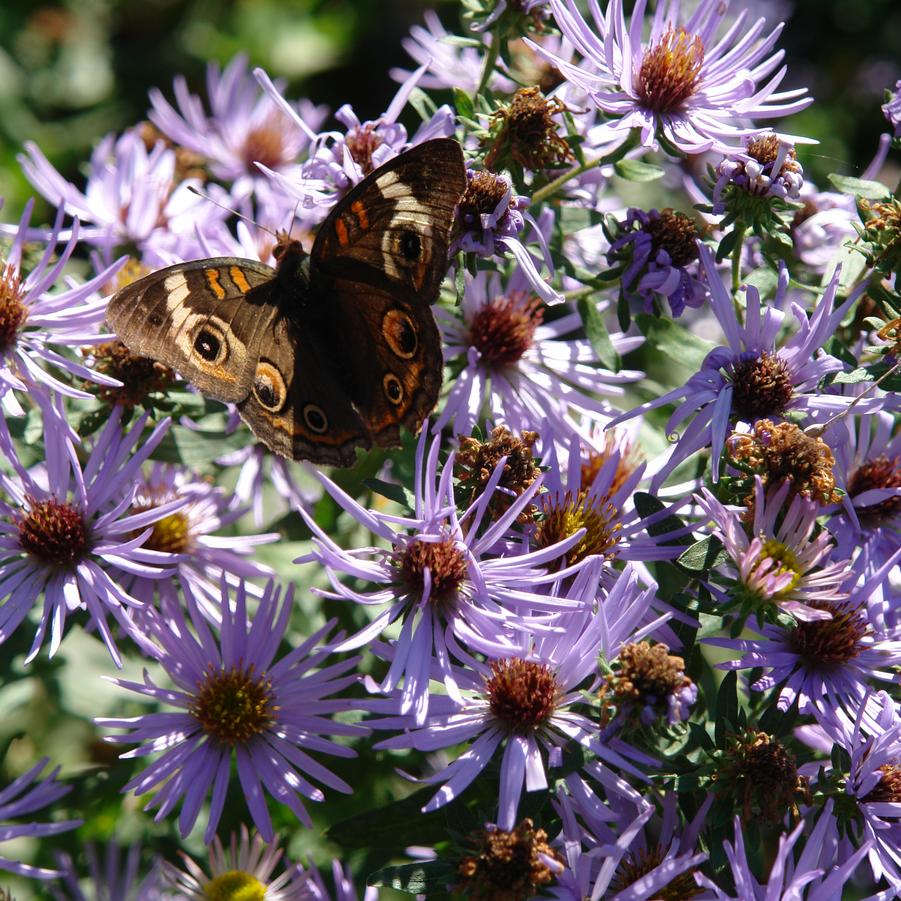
[636,27,704,114]
[863,764,901,804]
[345,123,384,175]
[86,340,174,409]
[190,664,276,747]
[609,845,704,900]
[458,170,511,221]
[535,489,621,568]
[847,455,901,521]
[580,433,644,495]
[486,658,558,733]
[396,537,468,604]
[644,209,701,267]
[468,292,544,367]
[788,600,866,667]
[0,263,28,354]
[456,819,563,901]
[242,116,294,171]
[729,352,794,421]
[18,498,89,567]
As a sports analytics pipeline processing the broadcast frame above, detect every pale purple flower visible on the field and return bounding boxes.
[162,825,308,901]
[18,128,229,266]
[606,207,707,317]
[883,79,901,138]
[435,267,643,439]
[390,10,515,93]
[370,563,662,829]
[297,428,594,726]
[695,477,851,622]
[148,53,327,199]
[97,580,365,843]
[694,805,877,899]
[290,859,379,901]
[791,184,858,272]
[0,408,180,664]
[472,0,551,32]
[530,0,811,155]
[0,200,124,410]
[0,757,81,880]
[712,135,805,214]
[53,843,164,901]
[116,463,278,624]
[707,550,901,721]
[613,245,873,484]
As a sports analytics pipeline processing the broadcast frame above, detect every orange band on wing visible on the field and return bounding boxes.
[351,200,369,230]
[229,266,252,294]
[204,268,227,300]
[334,218,350,246]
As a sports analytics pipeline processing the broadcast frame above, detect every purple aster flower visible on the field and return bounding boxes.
[695,477,851,622]
[472,0,551,33]
[162,825,312,900]
[148,53,327,199]
[289,859,379,901]
[883,79,901,138]
[0,408,180,664]
[116,463,278,624]
[451,169,562,304]
[96,580,365,843]
[825,408,901,573]
[18,128,229,266]
[707,548,901,721]
[712,133,806,215]
[52,842,164,901]
[791,183,859,272]
[606,207,707,317]
[370,562,662,829]
[254,63,455,212]
[390,10,516,94]
[613,245,875,484]
[0,757,81,880]
[435,267,643,439]
[529,0,811,155]
[694,805,876,899]
[298,428,595,727]
[0,200,124,410]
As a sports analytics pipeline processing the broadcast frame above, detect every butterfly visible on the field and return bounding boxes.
[107,138,467,466]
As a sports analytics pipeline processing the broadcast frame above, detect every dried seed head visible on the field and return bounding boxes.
[486,658,559,733]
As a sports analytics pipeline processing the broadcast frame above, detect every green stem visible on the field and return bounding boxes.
[730,224,746,323]
[475,30,501,100]
[530,157,602,205]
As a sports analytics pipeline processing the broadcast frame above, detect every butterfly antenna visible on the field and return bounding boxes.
[186,185,278,238]
[804,358,901,438]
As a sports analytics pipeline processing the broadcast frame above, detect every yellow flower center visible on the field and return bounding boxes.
[205,870,266,901]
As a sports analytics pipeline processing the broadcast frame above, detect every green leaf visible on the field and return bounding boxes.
[364,476,415,510]
[715,671,739,743]
[743,266,779,299]
[614,159,665,182]
[635,313,717,373]
[831,367,871,385]
[453,87,474,120]
[152,423,251,467]
[633,492,686,545]
[369,861,458,895]
[677,535,727,573]
[826,174,891,200]
[407,87,437,122]
[577,298,620,371]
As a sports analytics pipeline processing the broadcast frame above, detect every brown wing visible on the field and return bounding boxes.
[106,258,277,404]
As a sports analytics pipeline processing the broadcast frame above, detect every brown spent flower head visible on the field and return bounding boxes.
[534,489,622,569]
[787,599,866,668]
[859,197,901,272]
[18,497,89,567]
[0,262,28,354]
[599,642,693,725]
[85,340,175,409]
[862,764,901,804]
[637,27,704,114]
[876,316,901,357]
[608,845,704,899]
[456,169,513,239]
[728,351,794,421]
[847,454,901,522]
[456,819,563,901]
[467,292,544,367]
[580,431,644,495]
[644,209,702,267]
[483,86,574,172]
[727,419,841,506]
[486,658,559,733]
[394,537,468,608]
[746,134,802,176]
[189,663,277,747]
[138,121,207,182]
[345,122,384,175]
[712,730,809,824]
[456,426,541,524]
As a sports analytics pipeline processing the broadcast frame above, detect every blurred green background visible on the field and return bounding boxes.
[0,0,899,224]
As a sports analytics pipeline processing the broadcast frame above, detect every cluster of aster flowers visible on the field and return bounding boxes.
[0,0,900,898]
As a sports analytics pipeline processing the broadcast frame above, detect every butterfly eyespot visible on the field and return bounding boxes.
[399,231,421,261]
[253,362,286,412]
[303,404,329,434]
[382,309,418,359]
[383,373,404,405]
[193,327,226,363]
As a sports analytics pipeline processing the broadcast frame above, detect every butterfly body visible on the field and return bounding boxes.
[107,138,467,466]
